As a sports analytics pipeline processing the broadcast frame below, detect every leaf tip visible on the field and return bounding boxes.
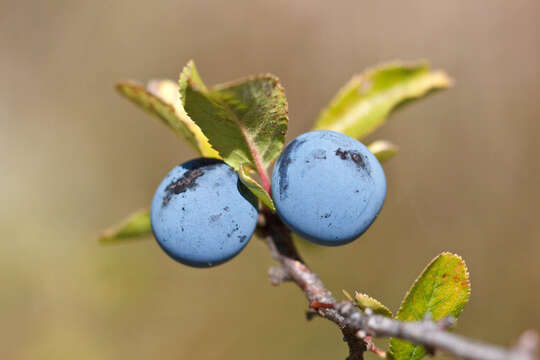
[98,230,113,243]
[368,140,399,163]
[98,209,152,245]
[342,289,354,301]
[430,70,454,89]
[114,80,135,94]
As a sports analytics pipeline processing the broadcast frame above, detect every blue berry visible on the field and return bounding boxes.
[271,130,386,246]
[150,158,258,267]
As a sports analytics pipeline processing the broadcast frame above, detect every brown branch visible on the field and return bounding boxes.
[258,210,538,360]
[259,210,366,360]
[338,303,538,360]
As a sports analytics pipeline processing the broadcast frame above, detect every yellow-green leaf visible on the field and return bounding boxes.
[146,79,219,158]
[180,61,288,171]
[179,60,288,202]
[389,252,471,360]
[116,80,218,158]
[238,164,276,211]
[368,140,399,163]
[342,290,392,317]
[99,209,152,244]
[353,292,393,318]
[314,62,451,139]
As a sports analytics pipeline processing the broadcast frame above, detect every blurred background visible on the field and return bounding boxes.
[1,1,539,359]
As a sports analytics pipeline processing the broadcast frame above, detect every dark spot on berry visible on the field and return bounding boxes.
[335,148,347,160]
[209,213,222,222]
[335,148,370,174]
[321,213,331,219]
[162,168,204,206]
[226,223,240,238]
[223,206,230,212]
[351,153,362,163]
[238,235,247,243]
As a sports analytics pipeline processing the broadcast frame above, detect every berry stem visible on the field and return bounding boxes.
[258,166,272,194]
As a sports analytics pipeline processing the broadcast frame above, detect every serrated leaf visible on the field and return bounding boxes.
[389,252,471,360]
[342,290,392,317]
[368,140,399,163]
[179,60,288,195]
[238,164,276,211]
[354,292,393,317]
[99,209,152,244]
[314,62,451,139]
[116,80,218,158]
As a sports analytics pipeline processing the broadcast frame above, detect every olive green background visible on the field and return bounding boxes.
[1,1,539,359]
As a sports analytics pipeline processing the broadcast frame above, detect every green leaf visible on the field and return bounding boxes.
[314,62,451,139]
[368,140,399,163]
[99,209,152,244]
[116,79,218,158]
[238,164,276,211]
[353,292,393,317]
[389,252,471,360]
[179,60,288,196]
[342,290,392,317]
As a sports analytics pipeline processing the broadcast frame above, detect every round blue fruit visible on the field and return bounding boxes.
[272,130,386,246]
[150,158,259,267]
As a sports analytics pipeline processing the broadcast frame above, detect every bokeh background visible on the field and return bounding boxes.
[1,1,539,359]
